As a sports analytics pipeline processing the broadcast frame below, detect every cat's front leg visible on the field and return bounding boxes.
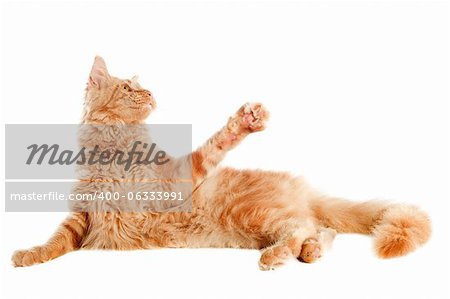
[191,102,269,183]
[12,212,88,267]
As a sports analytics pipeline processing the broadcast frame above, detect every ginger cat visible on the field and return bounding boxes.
[12,57,431,270]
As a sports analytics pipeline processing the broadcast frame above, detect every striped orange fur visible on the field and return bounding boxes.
[12,57,431,270]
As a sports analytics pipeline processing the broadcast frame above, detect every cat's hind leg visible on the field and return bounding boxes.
[298,227,337,263]
[258,223,316,271]
[12,212,88,267]
[258,226,337,270]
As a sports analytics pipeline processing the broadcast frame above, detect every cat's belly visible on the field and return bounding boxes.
[80,212,152,250]
[192,167,312,248]
[78,167,311,250]
[80,211,260,250]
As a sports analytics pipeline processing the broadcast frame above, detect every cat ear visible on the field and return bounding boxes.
[131,75,139,82]
[88,56,110,88]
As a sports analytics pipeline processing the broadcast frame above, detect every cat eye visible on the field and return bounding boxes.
[123,85,131,92]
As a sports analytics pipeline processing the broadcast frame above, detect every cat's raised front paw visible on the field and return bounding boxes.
[241,102,269,132]
[228,102,269,134]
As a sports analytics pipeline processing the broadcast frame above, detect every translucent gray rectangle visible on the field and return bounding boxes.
[5,124,192,180]
[6,181,192,212]
[5,124,193,212]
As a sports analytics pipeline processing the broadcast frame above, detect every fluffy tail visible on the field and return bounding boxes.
[310,197,431,258]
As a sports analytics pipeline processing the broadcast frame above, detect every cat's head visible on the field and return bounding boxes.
[83,56,156,124]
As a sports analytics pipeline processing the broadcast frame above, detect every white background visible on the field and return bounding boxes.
[0,1,449,298]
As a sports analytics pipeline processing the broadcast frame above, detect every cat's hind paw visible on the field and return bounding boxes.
[258,245,290,271]
[298,238,322,263]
